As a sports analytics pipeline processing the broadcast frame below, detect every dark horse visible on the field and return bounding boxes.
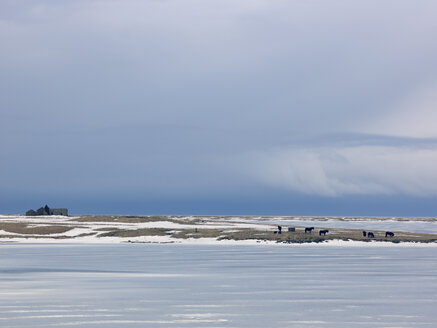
[305,227,314,233]
[368,232,375,238]
[278,225,282,234]
[319,229,329,236]
[362,231,367,237]
[385,231,394,237]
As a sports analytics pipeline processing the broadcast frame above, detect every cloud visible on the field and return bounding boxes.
[2,0,437,213]
[363,83,437,138]
[238,142,437,197]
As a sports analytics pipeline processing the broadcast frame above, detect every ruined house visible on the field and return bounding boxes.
[25,205,68,216]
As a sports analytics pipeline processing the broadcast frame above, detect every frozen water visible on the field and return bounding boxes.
[0,243,436,327]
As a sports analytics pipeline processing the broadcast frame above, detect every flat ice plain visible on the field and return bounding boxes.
[1,216,436,327]
[1,244,437,328]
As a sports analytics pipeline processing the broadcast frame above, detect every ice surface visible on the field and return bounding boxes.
[0,244,436,327]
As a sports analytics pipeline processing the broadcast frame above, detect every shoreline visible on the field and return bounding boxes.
[1,214,437,246]
[2,238,437,247]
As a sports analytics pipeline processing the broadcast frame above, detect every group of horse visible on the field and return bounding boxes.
[274,226,395,238]
[273,225,396,239]
[363,231,395,238]
[304,227,395,238]
[304,227,328,236]
[273,226,329,236]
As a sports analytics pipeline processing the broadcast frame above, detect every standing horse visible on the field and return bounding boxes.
[368,232,375,238]
[385,231,394,237]
[278,226,282,234]
[305,227,314,233]
[362,231,367,237]
[319,229,329,236]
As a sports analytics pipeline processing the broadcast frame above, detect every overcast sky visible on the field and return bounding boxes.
[1,0,437,216]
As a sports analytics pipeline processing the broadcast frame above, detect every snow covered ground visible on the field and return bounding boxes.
[0,215,274,244]
[0,215,436,245]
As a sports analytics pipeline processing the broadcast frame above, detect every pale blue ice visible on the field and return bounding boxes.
[0,244,436,327]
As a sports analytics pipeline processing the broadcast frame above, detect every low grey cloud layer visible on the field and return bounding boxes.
[238,140,437,197]
[1,0,437,214]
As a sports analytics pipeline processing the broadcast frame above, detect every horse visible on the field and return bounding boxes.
[278,226,282,234]
[367,232,375,238]
[319,229,329,236]
[362,231,367,237]
[385,231,394,237]
[305,227,314,233]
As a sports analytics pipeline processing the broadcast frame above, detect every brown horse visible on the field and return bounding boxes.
[319,230,329,236]
[305,227,314,233]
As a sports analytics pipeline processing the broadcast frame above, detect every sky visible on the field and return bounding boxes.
[1,0,437,216]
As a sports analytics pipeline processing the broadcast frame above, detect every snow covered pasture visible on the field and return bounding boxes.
[0,243,437,327]
[1,215,436,244]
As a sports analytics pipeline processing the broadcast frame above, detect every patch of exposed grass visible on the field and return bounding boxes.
[97,228,171,238]
[0,234,74,239]
[76,232,98,237]
[0,222,73,235]
[94,227,119,231]
[172,229,223,239]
